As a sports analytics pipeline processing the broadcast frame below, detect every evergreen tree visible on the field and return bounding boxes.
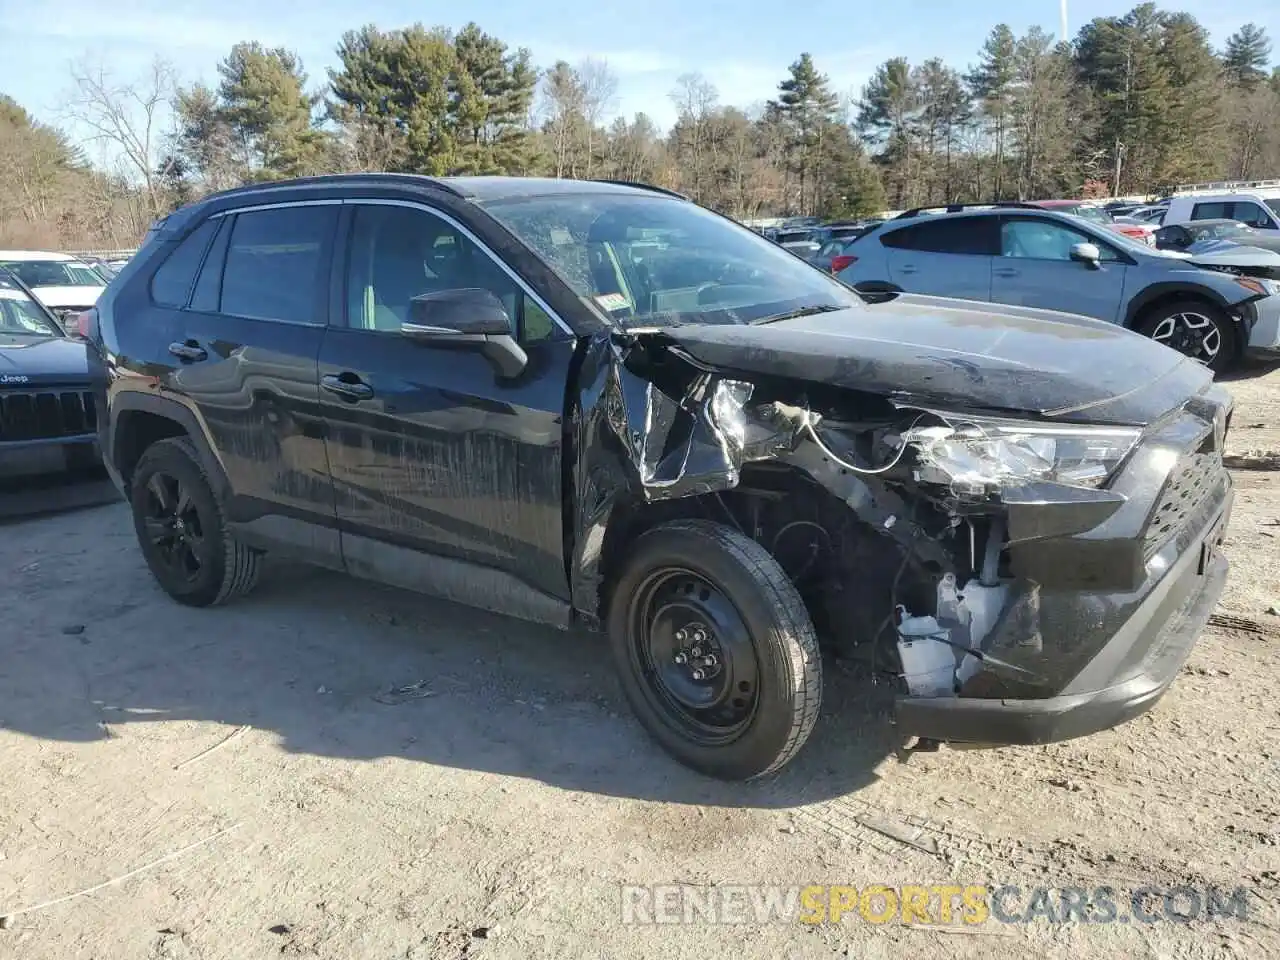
[1074,4,1174,194]
[967,25,1016,199]
[1223,24,1272,89]
[769,54,839,215]
[858,57,919,206]
[217,43,328,180]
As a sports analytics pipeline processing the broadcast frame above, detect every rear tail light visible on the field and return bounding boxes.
[76,307,98,340]
[830,254,857,273]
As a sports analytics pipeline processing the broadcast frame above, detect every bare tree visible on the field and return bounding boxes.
[540,62,587,178]
[670,73,719,200]
[64,56,176,221]
[578,58,618,178]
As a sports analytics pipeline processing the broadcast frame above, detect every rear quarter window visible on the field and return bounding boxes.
[1191,201,1231,221]
[879,217,998,255]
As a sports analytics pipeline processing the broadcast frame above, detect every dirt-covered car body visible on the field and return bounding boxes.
[88,175,1233,778]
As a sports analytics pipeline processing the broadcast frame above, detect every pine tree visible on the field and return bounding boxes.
[328,25,458,175]
[1157,13,1224,186]
[915,58,970,202]
[1075,4,1175,194]
[967,25,1016,199]
[858,58,919,206]
[769,54,839,215]
[217,43,328,180]
[1223,24,1272,89]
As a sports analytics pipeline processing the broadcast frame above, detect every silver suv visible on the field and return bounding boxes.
[839,203,1280,372]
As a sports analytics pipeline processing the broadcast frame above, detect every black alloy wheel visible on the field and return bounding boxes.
[129,437,261,606]
[140,470,208,584]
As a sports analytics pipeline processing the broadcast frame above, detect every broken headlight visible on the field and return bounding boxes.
[906,416,1141,495]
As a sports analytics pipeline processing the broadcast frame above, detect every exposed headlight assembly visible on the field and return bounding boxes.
[906,415,1141,496]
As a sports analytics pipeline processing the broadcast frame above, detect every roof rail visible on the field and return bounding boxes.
[1173,178,1280,195]
[591,179,690,200]
[894,201,1042,220]
[198,173,467,205]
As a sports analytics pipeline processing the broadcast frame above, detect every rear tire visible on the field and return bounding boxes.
[1137,299,1237,374]
[129,437,261,607]
[607,519,822,780]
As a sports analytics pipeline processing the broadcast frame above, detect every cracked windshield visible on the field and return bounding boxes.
[1,1,1278,959]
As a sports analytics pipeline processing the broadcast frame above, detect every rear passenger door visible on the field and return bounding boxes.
[992,215,1128,323]
[168,202,341,561]
[880,216,997,301]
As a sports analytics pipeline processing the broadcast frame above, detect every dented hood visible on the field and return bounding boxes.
[1186,241,1280,275]
[657,294,1213,425]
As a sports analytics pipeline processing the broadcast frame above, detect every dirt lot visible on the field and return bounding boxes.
[2,366,1279,960]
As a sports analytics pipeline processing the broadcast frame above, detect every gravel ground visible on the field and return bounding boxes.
[1,364,1279,960]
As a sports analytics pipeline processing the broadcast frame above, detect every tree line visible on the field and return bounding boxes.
[2,3,1279,249]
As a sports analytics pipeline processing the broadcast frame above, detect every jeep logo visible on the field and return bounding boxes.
[0,374,31,384]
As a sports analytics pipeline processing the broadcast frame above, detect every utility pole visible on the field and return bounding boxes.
[1060,0,1068,42]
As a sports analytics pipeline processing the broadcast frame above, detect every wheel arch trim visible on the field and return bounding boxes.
[108,389,231,500]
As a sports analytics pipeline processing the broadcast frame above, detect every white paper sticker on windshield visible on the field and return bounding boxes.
[549,227,573,245]
[595,293,630,312]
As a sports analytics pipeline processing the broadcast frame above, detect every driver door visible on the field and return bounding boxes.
[992,215,1129,323]
[316,201,576,606]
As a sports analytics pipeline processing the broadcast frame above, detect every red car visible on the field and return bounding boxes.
[1032,200,1156,246]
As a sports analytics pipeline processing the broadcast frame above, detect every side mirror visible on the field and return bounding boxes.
[405,287,513,336]
[1070,242,1102,268]
[401,288,527,379]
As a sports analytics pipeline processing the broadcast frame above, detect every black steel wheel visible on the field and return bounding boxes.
[129,437,260,606]
[627,568,761,744]
[608,520,821,780]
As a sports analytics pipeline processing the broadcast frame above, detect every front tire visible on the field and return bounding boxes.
[1137,299,1237,373]
[607,520,822,780]
[129,437,261,607]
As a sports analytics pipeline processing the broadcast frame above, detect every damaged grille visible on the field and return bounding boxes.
[0,389,97,442]
[1143,451,1226,559]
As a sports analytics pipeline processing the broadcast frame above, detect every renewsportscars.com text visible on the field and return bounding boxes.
[620,883,1251,926]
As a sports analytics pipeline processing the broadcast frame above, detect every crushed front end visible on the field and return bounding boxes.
[575,326,1233,748]
[888,389,1233,744]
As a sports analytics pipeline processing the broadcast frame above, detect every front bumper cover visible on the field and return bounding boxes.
[894,488,1232,745]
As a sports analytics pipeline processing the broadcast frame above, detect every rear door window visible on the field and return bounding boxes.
[218,206,337,324]
[879,217,998,255]
[149,219,219,308]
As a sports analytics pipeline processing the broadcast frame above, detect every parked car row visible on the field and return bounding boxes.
[836,200,1280,372]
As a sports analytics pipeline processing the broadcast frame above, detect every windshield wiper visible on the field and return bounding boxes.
[755,304,844,325]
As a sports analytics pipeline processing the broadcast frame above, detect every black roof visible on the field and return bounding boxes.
[197,173,681,206]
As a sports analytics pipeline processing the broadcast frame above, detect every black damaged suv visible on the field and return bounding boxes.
[87,175,1233,780]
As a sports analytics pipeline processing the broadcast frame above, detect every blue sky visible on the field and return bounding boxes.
[2,0,1277,148]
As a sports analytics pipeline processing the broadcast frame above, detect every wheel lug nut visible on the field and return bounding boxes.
[692,669,705,681]
[703,655,717,667]
[674,652,687,665]
[690,646,703,658]
[693,630,706,644]
[675,629,687,642]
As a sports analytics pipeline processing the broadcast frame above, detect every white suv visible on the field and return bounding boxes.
[1163,180,1280,232]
